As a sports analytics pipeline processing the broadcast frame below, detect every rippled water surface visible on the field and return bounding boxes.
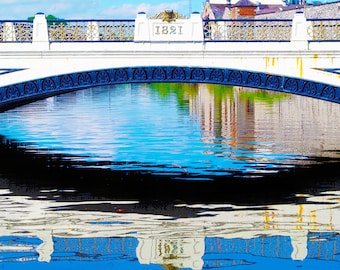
[0,83,339,269]
[0,83,339,177]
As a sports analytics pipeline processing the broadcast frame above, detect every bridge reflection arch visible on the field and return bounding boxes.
[0,66,339,112]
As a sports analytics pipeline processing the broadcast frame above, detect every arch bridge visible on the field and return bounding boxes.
[0,11,340,111]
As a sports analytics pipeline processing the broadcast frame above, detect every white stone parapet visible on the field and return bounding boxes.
[0,11,333,51]
[134,11,204,42]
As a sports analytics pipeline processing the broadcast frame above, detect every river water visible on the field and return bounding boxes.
[0,83,339,269]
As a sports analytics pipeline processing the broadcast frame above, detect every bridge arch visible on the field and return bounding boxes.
[0,66,339,111]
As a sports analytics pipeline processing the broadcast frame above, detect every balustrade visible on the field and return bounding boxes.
[308,18,340,41]
[203,19,292,41]
[0,14,340,43]
[48,20,135,42]
[0,20,33,42]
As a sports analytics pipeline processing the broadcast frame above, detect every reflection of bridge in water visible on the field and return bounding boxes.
[0,10,340,270]
[0,183,339,269]
[0,11,340,112]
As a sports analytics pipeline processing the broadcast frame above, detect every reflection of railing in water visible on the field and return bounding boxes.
[53,237,138,262]
[0,185,339,267]
[1,232,338,266]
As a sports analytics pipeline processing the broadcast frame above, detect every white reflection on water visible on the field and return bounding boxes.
[0,179,339,269]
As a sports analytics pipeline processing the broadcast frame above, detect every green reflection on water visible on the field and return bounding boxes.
[206,83,234,99]
[149,82,199,108]
[239,89,290,104]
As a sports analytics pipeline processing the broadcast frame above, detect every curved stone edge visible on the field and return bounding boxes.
[0,66,339,111]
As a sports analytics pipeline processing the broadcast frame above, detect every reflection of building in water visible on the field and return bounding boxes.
[251,88,340,157]
[191,84,255,148]
[190,84,340,160]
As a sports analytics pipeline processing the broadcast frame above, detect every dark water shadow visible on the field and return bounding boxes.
[1,138,339,212]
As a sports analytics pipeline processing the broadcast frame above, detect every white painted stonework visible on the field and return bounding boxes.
[0,12,339,93]
[134,12,203,42]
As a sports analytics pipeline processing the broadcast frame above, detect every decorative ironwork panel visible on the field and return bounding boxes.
[100,21,134,41]
[48,20,135,42]
[308,19,340,41]
[284,78,298,92]
[0,21,33,42]
[42,78,56,92]
[247,73,262,87]
[1,67,340,112]
[49,21,87,41]
[203,19,292,41]
[132,68,147,81]
[191,68,205,81]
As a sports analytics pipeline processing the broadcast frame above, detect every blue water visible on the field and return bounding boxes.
[0,83,339,270]
[1,83,338,179]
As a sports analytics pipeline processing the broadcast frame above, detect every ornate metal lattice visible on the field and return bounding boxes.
[48,20,135,42]
[1,67,339,112]
[0,21,33,42]
[203,19,292,41]
[1,18,340,42]
[307,19,340,40]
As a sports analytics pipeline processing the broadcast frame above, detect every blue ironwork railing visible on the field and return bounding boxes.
[0,20,33,42]
[48,19,135,42]
[307,18,340,41]
[0,18,340,43]
[203,19,293,41]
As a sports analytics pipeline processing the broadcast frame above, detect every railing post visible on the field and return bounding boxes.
[86,21,100,41]
[3,22,16,41]
[290,11,309,50]
[32,12,49,50]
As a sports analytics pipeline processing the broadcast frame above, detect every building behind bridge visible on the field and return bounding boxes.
[203,0,340,19]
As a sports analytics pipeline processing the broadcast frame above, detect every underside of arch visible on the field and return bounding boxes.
[0,66,339,111]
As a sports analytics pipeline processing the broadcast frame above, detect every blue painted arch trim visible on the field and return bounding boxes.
[0,66,339,111]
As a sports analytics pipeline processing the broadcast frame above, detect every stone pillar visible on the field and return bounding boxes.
[32,12,50,50]
[290,11,309,50]
[190,12,204,42]
[134,12,150,42]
